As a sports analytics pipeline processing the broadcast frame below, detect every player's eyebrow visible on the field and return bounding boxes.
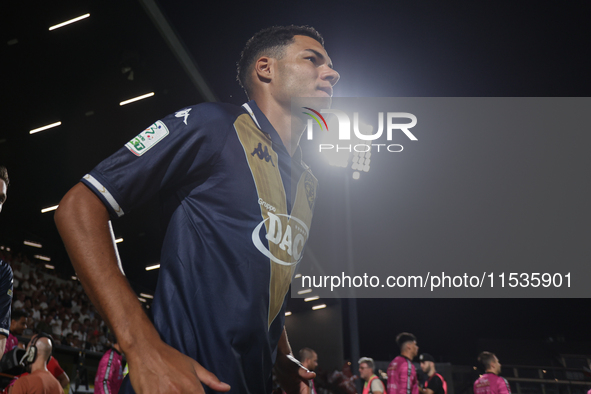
[303,49,334,69]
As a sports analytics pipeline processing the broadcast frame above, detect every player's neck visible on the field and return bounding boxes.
[253,97,303,157]
[428,369,436,378]
[30,361,48,374]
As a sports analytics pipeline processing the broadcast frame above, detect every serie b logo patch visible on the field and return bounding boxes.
[126,120,170,156]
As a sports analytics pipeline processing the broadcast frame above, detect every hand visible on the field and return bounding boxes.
[274,353,316,394]
[127,339,230,394]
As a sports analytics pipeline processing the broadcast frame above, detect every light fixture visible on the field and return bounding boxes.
[304,296,319,302]
[30,122,61,135]
[145,264,160,271]
[312,304,326,310]
[41,205,59,213]
[140,293,153,299]
[115,238,123,243]
[49,14,90,31]
[285,311,292,316]
[44,264,55,269]
[297,289,312,295]
[120,92,154,106]
[34,255,51,262]
[24,241,42,248]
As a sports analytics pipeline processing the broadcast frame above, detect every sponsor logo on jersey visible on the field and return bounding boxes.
[252,213,309,265]
[7,289,12,297]
[251,143,275,167]
[175,108,191,125]
[258,198,276,213]
[125,120,169,156]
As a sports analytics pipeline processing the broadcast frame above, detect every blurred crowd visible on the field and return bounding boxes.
[0,249,112,353]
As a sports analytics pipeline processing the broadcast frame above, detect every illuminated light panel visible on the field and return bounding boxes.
[138,297,146,303]
[30,122,61,134]
[71,276,78,280]
[6,248,10,252]
[140,293,153,299]
[41,205,59,213]
[34,255,51,262]
[294,273,302,278]
[145,264,160,271]
[312,304,327,310]
[297,289,312,295]
[285,311,292,316]
[120,92,155,106]
[44,264,55,269]
[304,296,319,302]
[49,14,90,31]
[115,238,123,243]
[24,240,42,248]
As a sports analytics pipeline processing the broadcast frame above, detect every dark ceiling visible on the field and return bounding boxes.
[2,0,591,358]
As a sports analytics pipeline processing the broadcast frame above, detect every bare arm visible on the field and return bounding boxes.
[55,183,229,394]
[56,372,70,389]
[273,327,315,394]
[0,335,6,355]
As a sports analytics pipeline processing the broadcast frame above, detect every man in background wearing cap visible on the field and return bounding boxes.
[387,332,419,394]
[359,357,385,394]
[473,351,511,394]
[419,354,447,394]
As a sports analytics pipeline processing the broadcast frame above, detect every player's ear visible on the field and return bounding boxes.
[254,56,274,84]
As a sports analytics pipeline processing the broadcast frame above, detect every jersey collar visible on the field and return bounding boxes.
[242,100,304,168]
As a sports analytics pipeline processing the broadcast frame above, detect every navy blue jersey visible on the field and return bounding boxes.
[82,101,317,394]
[0,260,13,338]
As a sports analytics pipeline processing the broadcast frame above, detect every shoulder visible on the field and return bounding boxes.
[0,260,12,279]
[165,102,245,129]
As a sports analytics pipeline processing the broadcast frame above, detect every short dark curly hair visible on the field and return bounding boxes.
[237,25,324,98]
[0,166,8,186]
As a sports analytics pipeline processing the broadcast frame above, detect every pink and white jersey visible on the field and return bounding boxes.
[94,348,124,394]
[473,373,511,394]
[387,355,419,394]
[3,333,18,354]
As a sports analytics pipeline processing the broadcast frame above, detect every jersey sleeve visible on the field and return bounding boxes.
[47,357,65,377]
[496,377,511,394]
[0,261,13,337]
[371,378,385,393]
[81,103,235,218]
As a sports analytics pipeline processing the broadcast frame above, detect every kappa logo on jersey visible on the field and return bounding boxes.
[125,120,169,156]
[252,213,309,266]
[251,143,275,167]
[175,108,191,125]
[7,289,12,297]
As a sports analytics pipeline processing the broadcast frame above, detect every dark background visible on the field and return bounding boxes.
[2,0,590,365]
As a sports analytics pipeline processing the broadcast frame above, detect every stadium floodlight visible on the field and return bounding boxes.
[145,264,160,271]
[34,255,51,262]
[120,92,154,106]
[312,304,327,310]
[304,296,319,302]
[140,293,153,299]
[24,240,42,248]
[49,14,90,31]
[115,238,123,243]
[30,122,61,135]
[297,289,312,295]
[285,311,292,316]
[41,205,59,213]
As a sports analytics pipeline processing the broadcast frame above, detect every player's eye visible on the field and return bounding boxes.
[306,57,317,64]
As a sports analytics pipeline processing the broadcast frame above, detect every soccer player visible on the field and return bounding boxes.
[0,165,13,355]
[54,25,339,394]
[473,352,511,394]
[419,353,447,394]
[388,332,420,394]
